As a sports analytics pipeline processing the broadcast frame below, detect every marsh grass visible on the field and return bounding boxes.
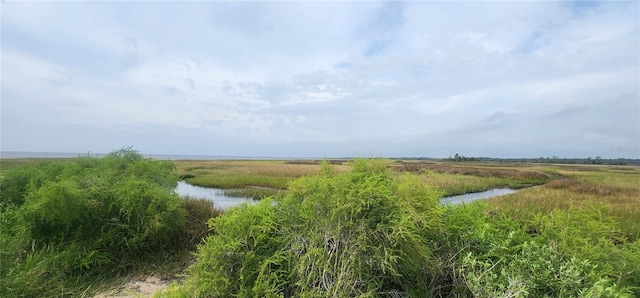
[185,173,291,189]
[393,161,552,196]
[489,165,640,241]
[221,187,286,200]
[174,160,350,196]
[416,172,530,196]
[181,197,224,244]
[393,161,551,180]
[176,160,551,198]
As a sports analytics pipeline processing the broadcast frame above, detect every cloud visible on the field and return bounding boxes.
[1,1,638,158]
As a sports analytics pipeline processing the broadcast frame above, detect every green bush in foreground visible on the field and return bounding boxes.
[163,159,444,297]
[0,148,190,297]
[162,159,636,297]
[442,203,636,297]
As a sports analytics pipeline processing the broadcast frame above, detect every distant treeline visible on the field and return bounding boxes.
[394,154,640,165]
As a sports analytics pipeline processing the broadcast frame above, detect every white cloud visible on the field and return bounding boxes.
[1,1,638,157]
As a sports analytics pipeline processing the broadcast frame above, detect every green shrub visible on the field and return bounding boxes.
[0,148,190,297]
[162,158,444,297]
[527,206,639,296]
[443,204,634,297]
[0,161,66,207]
[458,241,619,297]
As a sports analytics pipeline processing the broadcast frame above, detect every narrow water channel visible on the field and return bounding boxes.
[175,181,520,209]
[174,181,256,210]
[440,188,518,205]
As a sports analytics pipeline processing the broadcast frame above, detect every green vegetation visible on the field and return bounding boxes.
[490,164,640,242]
[0,158,73,176]
[2,156,638,297]
[161,159,638,297]
[175,159,553,199]
[0,148,219,297]
[392,161,552,196]
[174,160,349,199]
[161,160,446,297]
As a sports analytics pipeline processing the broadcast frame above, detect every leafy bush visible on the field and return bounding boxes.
[0,161,66,206]
[442,204,634,297]
[162,159,444,297]
[0,148,190,297]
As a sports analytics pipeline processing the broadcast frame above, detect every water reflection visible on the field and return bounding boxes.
[174,181,257,210]
[440,188,518,205]
[176,181,520,209]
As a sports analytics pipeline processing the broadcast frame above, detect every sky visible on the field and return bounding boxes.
[1,1,639,158]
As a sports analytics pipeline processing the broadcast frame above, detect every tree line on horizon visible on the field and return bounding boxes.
[394,154,640,165]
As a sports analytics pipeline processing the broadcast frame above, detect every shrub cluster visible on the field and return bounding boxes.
[162,159,637,297]
[163,159,444,297]
[0,148,189,297]
[441,203,638,296]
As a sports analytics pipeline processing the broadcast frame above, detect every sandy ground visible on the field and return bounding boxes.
[94,276,175,298]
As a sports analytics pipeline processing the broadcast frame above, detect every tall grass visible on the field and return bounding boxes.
[416,171,533,196]
[185,173,291,189]
[392,161,553,197]
[220,187,286,200]
[180,197,223,246]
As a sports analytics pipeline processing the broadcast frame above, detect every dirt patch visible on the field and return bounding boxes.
[94,276,176,298]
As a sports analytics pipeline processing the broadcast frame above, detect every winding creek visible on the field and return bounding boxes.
[439,188,519,205]
[174,181,257,209]
[175,181,522,209]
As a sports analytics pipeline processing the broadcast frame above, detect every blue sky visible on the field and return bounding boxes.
[1,1,638,158]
